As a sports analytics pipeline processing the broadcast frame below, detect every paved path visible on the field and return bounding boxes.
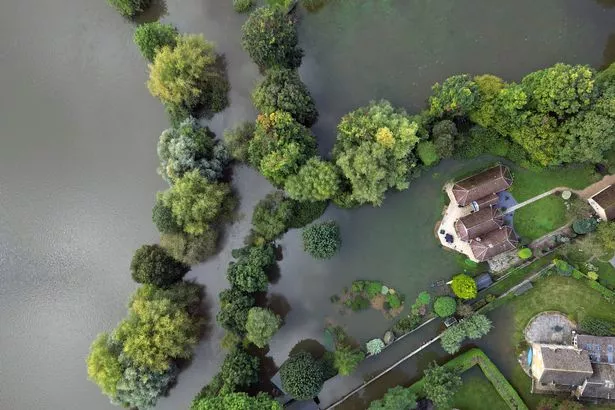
[504,188,560,214]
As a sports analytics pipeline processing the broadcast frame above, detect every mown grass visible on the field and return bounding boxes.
[508,164,599,202]
[513,195,567,241]
[452,370,508,410]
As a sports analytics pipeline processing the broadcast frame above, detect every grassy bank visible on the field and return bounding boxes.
[512,195,567,241]
[508,165,598,202]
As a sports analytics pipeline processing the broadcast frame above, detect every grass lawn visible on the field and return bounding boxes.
[594,259,615,289]
[485,255,555,297]
[452,369,508,410]
[513,195,567,241]
[508,164,599,202]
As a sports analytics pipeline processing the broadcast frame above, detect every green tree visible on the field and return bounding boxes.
[462,314,492,339]
[280,351,325,400]
[148,34,229,116]
[223,121,255,163]
[440,323,466,354]
[160,229,218,266]
[451,274,477,299]
[252,68,318,127]
[416,141,439,166]
[227,245,275,293]
[433,296,457,318]
[86,333,123,397]
[469,74,506,127]
[285,157,340,201]
[217,288,256,335]
[233,0,254,13]
[302,221,342,259]
[108,0,150,18]
[428,74,478,118]
[152,196,182,234]
[192,392,281,410]
[220,347,260,388]
[333,345,365,376]
[248,111,316,186]
[368,386,417,410]
[333,100,419,206]
[245,307,282,348]
[431,119,458,158]
[572,218,598,235]
[241,7,303,69]
[251,191,294,241]
[596,221,615,254]
[288,199,329,229]
[113,362,178,409]
[161,170,235,235]
[134,22,178,62]
[157,118,229,184]
[422,361,462,409]
[130,244,190,287]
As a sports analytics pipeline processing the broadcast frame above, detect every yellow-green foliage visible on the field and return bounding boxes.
[86,333,123,397]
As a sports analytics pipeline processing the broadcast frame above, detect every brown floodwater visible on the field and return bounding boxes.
[1,1,614,409]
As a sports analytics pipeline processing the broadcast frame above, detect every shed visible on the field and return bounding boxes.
[455,207,504,242]
[588,184,615,221]
[452,165,513,207]
[475,273,493,291]
[469,226,518,262]
[514,281,533,296]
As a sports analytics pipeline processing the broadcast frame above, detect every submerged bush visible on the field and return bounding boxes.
[302,221,341,259]
[108,0,151,18]
[366,339,385,355]
[233,0,254,13]
[130,244,190,286]
[134,22,178,62]
[280,351,324,400]
[434,296,456,317]
[287,200,328,229]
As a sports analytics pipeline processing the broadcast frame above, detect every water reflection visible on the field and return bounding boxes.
[602,33,615,69]
[267,293,292,320]
[134,0,168,24]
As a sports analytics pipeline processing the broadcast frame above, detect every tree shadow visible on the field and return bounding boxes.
[267,293,292,320]
[194,54,231,120]
[134,0,168,24]
[602,33,615,70]
[289,338,326,359]
[266,262,281,285]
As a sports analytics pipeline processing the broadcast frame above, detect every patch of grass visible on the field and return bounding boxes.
[594,260,615,289]
[513,195,567,241]
[452,371,509,410]
[486,256,554,297]
[508,164,598,202]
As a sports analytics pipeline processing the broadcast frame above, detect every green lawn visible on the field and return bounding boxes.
[452,370,509,410]
[485,255,554,297]
[508,164,599,202]
[513,195,567,241]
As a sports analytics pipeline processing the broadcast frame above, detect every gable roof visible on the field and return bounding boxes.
[590,185,615,220]
[576,335,615,364]
[452,165,513,206]
[578,363,615,400]
[469,226,518,261]
[455,207,504,242]
[535,344,593,386]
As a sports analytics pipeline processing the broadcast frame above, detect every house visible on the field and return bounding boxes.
[588,184,615,221]
[455,207,504,242]
[531,344,594,387]
[469,226,518,262]
[574,334,615,364]
[452,165,513,207]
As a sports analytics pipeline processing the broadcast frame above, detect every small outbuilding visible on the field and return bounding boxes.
[588,184,615,221]
[452,165,513,207]
[469,226,518,262]
[475,273,493,291]
[455,207,504,242]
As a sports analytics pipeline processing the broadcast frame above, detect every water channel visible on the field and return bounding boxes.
[1,1,614,409]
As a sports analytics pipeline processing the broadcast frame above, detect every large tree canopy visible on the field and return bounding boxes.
[333,100,419,206]
[428,74,478,118]
[284,157,340,202]
[245,307,281,348]
[130,244,190,287]
[368,386,417,410]
[133,22,178,62]
[422,362,462,409]
[280,351,325,400]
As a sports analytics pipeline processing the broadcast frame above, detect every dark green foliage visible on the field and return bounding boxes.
[386,293,402,309]
[431,119,458,158]
[192,392,281,410]
[440,314,492,353]
[368,385,417,410]
[422,362,462,409]
[319,350,338,380]
[285,158,340,201]
[572,218,598,235]
[365,281,384,299]
[433,296,456,317]
[227,245,275,292]
[233,0,254,13]
[160,229,218,266]
[429,74,478,118]
[252,68,318,127]
[108,0,151,17]
[346,295,370,311]
[302,221,341,259]
[152,196,182,234]
[280,351,325,400]
[333,345,365,376]
[130,244,190,286]
[417,291,431,305]
[392,315,421,336]
[579,317,615,336]
[217,287,256,335]
[251,191,293,241]
[220,347,259,388]
[287,199,328,229]
[223,121,255,163]
[133,22,178,62]
[416,141,440,166]
[241,7,303,70]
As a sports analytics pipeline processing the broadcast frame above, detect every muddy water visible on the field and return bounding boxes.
[1,0,614,409]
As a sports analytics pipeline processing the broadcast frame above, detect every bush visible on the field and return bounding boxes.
[220,347,259,388]
[392,315,421,336]
[333,345,365,376]
[160,230,218,266]
[434,296,457,317]
[417,291,431,305]
[572,218,598,235]
[108,0,151,17]
[432,119,458,158]
[587,271,599,281]
[223,121,255,163]
[366,339,385,355]
[251,191,293,241]
[134,22,178,62]
[280,351,325,400]
[365,281,384,299]
[596,221,615,254]
[245,307,281,348]
[456,303,473,318]
[451,274,477,299]
[288,200,328,228]
[417,141,440,166]
[233,0,254,13]
[368,386,417,410]
[517,248,532,259]
[422,362,462,409]
[347,296,370,312]
[130,244,190,286]
[579,317,615,336]
[241,7,303,70]
[386,293,402,309]
[302,221,341,259]
[440,314,492,353]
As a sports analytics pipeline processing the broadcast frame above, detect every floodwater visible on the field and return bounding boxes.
[1,1,614,409]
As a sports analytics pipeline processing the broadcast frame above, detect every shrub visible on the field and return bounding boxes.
[193,392,281,409]
[587,271,599,281]
[347,296,370,312]
[392,315,421,336]
[451,274,477,299]
[233,0,254,13]
[368,385,417,410]
[422,362,462,409]
[579,317,615,336]
[456,303,473,318]
[572,269,584,280]
[417,291,431,305]
[241,7,303,70]
[366,339,385,355]
[288,200,328,228]
[386,293,402,309]
[432,119,458,158]
[148,34,229,116]
[251,191,293,241]
[572,218,598,235]
[223,121,255,163]
[333,345,365,376]
[302,221,341,259]
[417,141,440,166]
[130,244,190,286]
[280,351,325,400]
[596,221,615,254]
[245,307,281,348]
[517,248,532,259]
[365,281,384,299]
[134,22,178,62]
[434,296,457,317]
[108,0,151,18]
[160,230,218,266]
[152,196,182,234]
[220,347,259,388]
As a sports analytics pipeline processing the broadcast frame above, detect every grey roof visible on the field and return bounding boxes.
[452,165,513,206]
[469,226,518,261]
[578,363,615,400]
[455,207,504,242]
[476,273,493,291]
[514,281,534,296]
[591,185,615,220]
[537,344,593,386]
[576,334,615,364]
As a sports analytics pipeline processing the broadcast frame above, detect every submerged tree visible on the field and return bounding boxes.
[245,307,282,348]
[134,22,178,62]
[130,244,190,287]
[280,351,325,400]
[367,385,417,410]
[422,362,462,409]
[302,221,342,259]
[285,157,340,202]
